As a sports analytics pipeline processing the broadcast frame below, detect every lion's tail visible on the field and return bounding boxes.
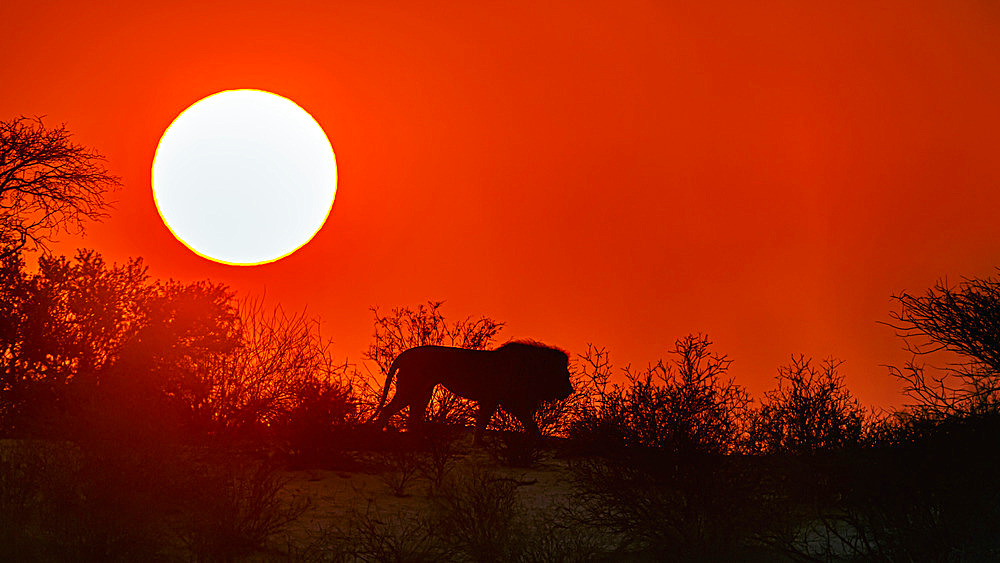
[370,355,403,423]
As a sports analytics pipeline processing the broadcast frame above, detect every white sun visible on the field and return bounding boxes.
[152,89,337,265]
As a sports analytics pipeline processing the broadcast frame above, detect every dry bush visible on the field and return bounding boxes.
[0,250,238,440]
[334,506,444,563]
[1,437,187,560]
[377,449,422,497]
[569,451,781,560]
[427,463,608,561]
[416,424,464,489]
[375,425,465,496]
[487,431,545,468]
[178,456,310,561]
[796,412,1000,561]
[569,335,750,455]
[750,356,868,454]
[280,522,352,563]
[509,513,613,563]
[427,464,526,562]
[276,376,360,468]
[563,337,790,558]
[198,296,354,438]
[0,251,358,449]
[33,379,199,561]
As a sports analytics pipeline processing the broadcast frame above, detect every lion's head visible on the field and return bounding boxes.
[498,340,573,401]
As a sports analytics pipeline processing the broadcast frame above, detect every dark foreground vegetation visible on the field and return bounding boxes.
[3,289,1000,561]
[3,117,1000,561]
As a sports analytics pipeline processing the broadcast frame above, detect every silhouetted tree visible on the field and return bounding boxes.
[363,301,503,426]
[0,117,119,257]
[887,274,1000,415]
[101,278,239,431]
[0,249,238,436]
[752,356,866,454]
[0,250,146,434]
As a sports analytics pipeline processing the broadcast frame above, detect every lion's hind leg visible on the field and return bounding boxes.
[373,393,409,430]
[405,387,434,435]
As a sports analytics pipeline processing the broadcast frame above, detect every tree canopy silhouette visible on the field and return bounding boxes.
[0,117,120,257]
[887,274,1000,415]
[0,249,237,436]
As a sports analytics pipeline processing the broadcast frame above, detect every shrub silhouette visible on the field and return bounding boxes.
[306,464,537,562]
[177,455,309,560]
[570,450,781,560]
[416,423,464,489]
[751,356,867,454]
[0,440,77,559]
[426,464,525,562]
[302,500,447,563]
[564,336,797,559]
[294,455,616,561]
[487,431,545,468]
[378,448,423,497]
[0,248,363,447]
[570,334,750,455]
[0,415,190,560]
[0,250,322,560]
[197,296,354,438]
[275,375,358,467]
[793,412,1000,560]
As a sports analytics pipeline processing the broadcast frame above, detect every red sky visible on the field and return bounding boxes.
[3,1,999,407]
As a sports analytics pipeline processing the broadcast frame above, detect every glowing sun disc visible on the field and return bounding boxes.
[152,89,337,265]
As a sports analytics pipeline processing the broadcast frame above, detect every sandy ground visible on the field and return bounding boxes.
[279,439,580,544]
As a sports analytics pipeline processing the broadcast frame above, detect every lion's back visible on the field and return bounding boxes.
[394,343,570,404]
[396,345,507,400]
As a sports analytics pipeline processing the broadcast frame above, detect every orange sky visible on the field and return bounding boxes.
[3,1,999,406]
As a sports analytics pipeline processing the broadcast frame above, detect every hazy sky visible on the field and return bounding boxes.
[3,1,999,406]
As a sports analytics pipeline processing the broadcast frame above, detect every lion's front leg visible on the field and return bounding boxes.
[504,401,541,439]
[474,401,498,445]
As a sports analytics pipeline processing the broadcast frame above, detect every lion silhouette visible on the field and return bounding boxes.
[371,341,573,443]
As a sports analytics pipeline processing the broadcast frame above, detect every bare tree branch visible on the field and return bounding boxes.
[0,116,120,257]
[884,274,1000,415]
